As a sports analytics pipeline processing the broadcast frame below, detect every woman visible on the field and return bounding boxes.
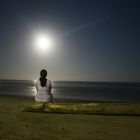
[35,69,53,102]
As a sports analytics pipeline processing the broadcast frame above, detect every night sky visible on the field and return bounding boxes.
[0,0,140,82]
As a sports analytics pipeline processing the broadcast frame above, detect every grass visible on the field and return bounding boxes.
[21,101,140,116]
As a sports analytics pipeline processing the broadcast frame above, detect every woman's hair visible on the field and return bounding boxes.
[39,69,47,87]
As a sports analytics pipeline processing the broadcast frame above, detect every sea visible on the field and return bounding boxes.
[0,79,140,103]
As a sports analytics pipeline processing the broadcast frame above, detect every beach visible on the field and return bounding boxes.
[0,95,140,140]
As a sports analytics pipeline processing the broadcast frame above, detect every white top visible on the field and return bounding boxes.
[35,79,52,102]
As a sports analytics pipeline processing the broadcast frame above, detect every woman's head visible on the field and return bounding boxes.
[39,69,47,87]
[40,69,47,78]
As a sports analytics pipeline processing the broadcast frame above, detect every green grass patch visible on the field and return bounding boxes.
[21,102,140,115]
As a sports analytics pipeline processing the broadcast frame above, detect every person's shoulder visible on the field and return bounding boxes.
[36,80,40,85]
[47,79,52,85]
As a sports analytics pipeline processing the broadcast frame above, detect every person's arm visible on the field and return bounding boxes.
[35,81,38,93]
[36,85,38,92]
[48,80,52,93]
[48,83,52,93]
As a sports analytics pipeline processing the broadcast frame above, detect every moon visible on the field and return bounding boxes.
[34,33,53,52]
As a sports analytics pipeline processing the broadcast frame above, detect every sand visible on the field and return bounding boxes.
[0,95,140,140]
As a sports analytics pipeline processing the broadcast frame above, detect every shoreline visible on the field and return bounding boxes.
[1,94,140,103]
[1,79,140,103]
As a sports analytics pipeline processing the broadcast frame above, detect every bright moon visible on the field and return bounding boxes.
[34,34,53,52]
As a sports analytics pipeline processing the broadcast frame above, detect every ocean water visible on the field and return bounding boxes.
[0,79,140,102]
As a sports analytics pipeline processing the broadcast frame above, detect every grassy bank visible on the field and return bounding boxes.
[0,95,140,140]
[21,102,140,115]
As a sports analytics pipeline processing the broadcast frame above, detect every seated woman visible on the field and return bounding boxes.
[35,69,53,102]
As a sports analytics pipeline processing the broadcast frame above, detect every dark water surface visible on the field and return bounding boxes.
[0,80,140,102]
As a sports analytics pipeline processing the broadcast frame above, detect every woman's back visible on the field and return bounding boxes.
[35,69,52,102]
[36,79,51,93]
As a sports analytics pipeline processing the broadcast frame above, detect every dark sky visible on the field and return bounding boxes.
[0,0,140,81]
